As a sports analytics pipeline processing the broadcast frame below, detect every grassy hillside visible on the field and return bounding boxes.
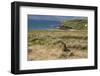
[61,19,88,30]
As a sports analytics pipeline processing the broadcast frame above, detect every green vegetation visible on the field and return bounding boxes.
[61,19,88,30]
[28,30,87,49]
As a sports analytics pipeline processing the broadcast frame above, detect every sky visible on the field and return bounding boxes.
[28,15,87,21]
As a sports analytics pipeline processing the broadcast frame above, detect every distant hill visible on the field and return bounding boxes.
[60,19,88,30]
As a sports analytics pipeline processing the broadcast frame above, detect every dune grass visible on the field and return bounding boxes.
[28,30,88,61]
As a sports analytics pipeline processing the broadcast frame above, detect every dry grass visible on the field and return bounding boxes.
[28,45,64,60]
[28,30,88,61]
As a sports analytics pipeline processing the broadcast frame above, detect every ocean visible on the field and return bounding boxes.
[28,19,61,31]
